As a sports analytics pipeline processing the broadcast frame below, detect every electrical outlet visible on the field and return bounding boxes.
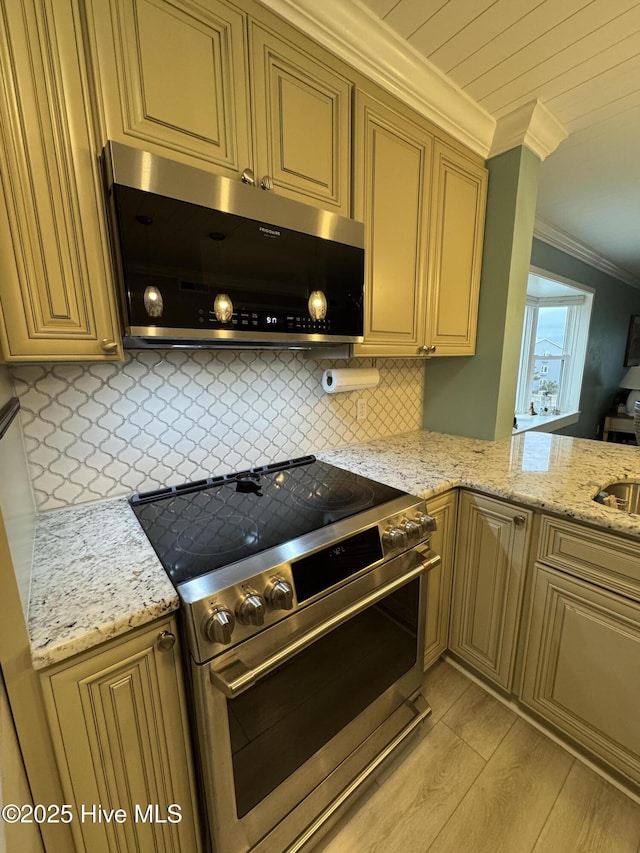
[356,399,367,421]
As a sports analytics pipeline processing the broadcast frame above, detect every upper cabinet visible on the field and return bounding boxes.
[82,0,352,215]
[425,143,487,357]
[248,21,351,214]
[353,91,432,357]
[354,86,487,358]
[82,0,252,177]
[0,0,122,362]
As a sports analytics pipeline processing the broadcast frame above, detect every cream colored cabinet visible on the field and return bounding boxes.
[353,88,487,358]
[521,564,640,786]
[520,515,640,786]
[82,0,251,178]
[449,491,532,690]
[40,617,202,852]
[424,490,457,669]
[425,142,487,356]
[353,91,432,357]
[82,0,352,214]
[0,0,121,362]
[247,20,351,214]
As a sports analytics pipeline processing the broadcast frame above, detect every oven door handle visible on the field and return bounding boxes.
[209,549,440,699]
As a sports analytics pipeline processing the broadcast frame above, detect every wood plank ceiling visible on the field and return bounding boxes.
[360,0,640,283]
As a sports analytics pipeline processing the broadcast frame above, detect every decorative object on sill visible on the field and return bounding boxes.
[322,368,380,394]
[619,365,640,414]
[528,402,537,415]
[624,314,640,367]
[513,415,518,430]
[634,401,640,446]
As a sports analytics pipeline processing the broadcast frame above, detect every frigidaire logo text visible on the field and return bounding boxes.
[259,226,280,237]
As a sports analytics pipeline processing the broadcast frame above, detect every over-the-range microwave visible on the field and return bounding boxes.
[102,142,365,350]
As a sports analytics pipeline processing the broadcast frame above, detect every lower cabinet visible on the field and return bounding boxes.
[40,617,202,853]
[521,565,640,787]
[424,490,457,669]
[449,491,532,690]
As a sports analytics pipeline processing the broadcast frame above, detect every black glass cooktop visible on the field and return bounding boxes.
[130,456,405,586]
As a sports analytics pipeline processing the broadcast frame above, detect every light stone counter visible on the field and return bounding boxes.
[28,429,640,669]
[29,497,176,669]
[317,429,640,537]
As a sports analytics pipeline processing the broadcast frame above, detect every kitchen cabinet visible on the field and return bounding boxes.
[449,491,532,690]
[353,89,487,358]
[424,489,457,669]
[425,142,487,356]
[0,0,121,362]
[352,90,432,357]
[520,516,640,786]
[521,564,640,786]
[82,0,352,214]
[40,617,202,852]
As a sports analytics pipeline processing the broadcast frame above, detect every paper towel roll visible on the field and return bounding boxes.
[322,368,380,394]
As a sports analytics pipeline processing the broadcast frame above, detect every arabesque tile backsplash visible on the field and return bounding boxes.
[11,351,424,511]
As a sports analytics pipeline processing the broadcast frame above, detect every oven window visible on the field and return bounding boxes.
[228,578,419,817]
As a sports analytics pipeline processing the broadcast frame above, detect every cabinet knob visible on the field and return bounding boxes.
[100,339,119,354]
[260,175,274,191]
[513,515,526,527]
[157,631,176,651]
[241,168,255,186]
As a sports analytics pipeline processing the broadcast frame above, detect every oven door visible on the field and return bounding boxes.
[190,544,439,853]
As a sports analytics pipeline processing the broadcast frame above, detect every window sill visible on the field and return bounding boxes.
[513,411,580,434]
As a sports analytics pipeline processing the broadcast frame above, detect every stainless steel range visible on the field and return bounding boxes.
[130,456,439,852]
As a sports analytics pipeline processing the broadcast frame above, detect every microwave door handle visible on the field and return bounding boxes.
[209,550,440,699]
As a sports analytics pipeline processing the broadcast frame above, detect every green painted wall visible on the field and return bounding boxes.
[530,239,640,439]
[423,146,540,440]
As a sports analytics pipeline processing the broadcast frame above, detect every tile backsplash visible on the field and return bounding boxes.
[11,350,424,511]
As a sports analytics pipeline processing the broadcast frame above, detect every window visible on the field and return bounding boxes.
[515,270,593,423]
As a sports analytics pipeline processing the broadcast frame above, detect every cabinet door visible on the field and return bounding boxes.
[450,492,532,690]
[82,0,251,177]
[249,22,351,214]
[353,91,432,357]
[0,0,121,361]
[521,565,640,785]
[425,142,487,356]
[42,619,201,852]
[424,490,457,669]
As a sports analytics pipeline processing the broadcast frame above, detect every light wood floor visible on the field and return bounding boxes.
[316,660,640,853]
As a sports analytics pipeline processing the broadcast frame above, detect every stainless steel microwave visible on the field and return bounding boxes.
[102,142,364,350]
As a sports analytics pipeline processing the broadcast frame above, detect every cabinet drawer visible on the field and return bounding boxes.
[538,516,640,601]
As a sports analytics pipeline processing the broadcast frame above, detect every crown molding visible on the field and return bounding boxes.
[534,218,640,289]
[490,100,567,160]
[258,0,495,158]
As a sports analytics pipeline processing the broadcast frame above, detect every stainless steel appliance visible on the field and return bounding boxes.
[102,142,365,350]
[130,457,439,852]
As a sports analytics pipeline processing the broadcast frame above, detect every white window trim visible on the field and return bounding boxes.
[515,268,594,429]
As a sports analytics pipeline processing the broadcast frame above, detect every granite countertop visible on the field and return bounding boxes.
[28,429,640,670]
[29,497,177,669]
[317,429,640,535]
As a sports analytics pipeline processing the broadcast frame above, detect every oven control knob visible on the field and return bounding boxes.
[203,606,235,645]
[403,519,422,541]
[383,526,407,549]
[265,578,294,611]
[236,592,266,626]
[415,512,437,535]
